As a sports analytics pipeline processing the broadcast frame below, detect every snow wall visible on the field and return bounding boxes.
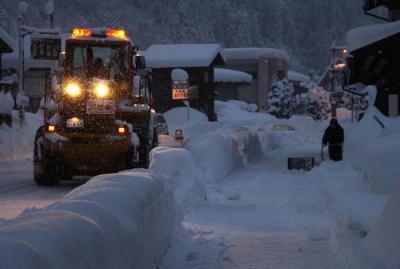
[345,86,400,193]
[0,170,178,269]
[365,179,400,269]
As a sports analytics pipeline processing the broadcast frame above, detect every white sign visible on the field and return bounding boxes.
[86,100,115,114]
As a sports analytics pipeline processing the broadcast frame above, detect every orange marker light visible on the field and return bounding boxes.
[117,126,127,135]
[106,29,127,40]
[47,125,56,133]
[71,28,91,38]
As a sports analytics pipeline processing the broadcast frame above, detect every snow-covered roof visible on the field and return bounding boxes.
[214,68,252,84]
[288,70,310,83]
[143,44,225,68]
[346,20,400,52]
[0,27,16,53]
[223,48,289,63]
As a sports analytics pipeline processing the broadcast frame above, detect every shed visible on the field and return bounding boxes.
[346,20,400,117]
[143,44,226,121]
[214,68,252,101]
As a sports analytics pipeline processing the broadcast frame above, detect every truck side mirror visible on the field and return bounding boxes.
[58,52,65,67]
[135,55,146,70]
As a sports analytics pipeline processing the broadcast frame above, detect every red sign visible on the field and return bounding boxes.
[172,89,189,100]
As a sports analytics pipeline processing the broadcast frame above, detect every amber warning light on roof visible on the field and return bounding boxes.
[106,29,127,40]
[71,28,127,40]
[71,28,91,38]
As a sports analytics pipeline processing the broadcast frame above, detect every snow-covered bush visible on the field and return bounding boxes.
[267,78,293,119]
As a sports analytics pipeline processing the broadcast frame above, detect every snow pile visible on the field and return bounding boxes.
[149,147,206,208]
[363,131,400,193]
[346,20,400,52]
[0,90,14,115]
[365,179,400,269]
[144,44,225,68]
[345,86,400,193]
[214,68,252,83]
[0,111,43,162]
[0,170,178,269]
[163,106,208,137]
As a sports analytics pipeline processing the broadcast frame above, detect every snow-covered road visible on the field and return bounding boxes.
[161,156,341,269]
[0,160,83,219]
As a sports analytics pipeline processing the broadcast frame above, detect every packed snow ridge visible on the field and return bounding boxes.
[1,98,400,268]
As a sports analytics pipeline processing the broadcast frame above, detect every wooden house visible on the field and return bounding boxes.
[222,48,289,111]
[346,20,400,117]
[214,68,252,102]
[143,44,226,121]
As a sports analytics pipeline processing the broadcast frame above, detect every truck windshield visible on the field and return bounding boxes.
[70,44,129,82]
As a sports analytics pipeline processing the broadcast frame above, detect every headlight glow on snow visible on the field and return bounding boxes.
[64,82,81,97]
[94,82,110,98]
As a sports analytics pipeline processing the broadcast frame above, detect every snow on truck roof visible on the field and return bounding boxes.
[0,26,16,53]
[143,44,226,68]
[223,48,289,63]
[346,20,400,52]
[214,68,252,83]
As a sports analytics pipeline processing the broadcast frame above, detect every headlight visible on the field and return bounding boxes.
[94,82,110,98]
[64,82,81,97]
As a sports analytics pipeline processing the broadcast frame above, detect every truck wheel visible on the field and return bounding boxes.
[33,128,59,186]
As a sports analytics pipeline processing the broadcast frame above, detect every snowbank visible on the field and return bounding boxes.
[344,85,400,193]
[0,170,178,269]
[0,111,43,162]
[150,147,206,208]
[365,179,400,269]
[363,132,400,193]
[0,91,14,114]
[163,107,208,136]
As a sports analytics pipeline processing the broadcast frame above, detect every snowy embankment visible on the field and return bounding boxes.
[0,170,178,269]
[332,86,400,268]
[0,110,43,162]
[0,112,179,268]
[156,100,323,207]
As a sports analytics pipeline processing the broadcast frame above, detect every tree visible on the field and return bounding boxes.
[267,78,293,119]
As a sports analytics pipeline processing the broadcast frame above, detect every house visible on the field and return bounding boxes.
[2,29,62,112]
[222,48,289,110]
[0,27,15,127]
[214,68,252,102]
[143,44,226,121]
[346,20,400,117]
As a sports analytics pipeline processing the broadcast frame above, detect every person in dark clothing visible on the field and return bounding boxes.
[322,118,344,161]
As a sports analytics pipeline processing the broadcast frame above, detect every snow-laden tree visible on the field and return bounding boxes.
[306,87,330,120]
[267,78,293,119]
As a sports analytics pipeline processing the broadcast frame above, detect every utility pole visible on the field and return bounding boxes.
[17,1,29,123]
[45,0,55,29]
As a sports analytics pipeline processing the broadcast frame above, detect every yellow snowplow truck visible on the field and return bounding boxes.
[33,28,157,185]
